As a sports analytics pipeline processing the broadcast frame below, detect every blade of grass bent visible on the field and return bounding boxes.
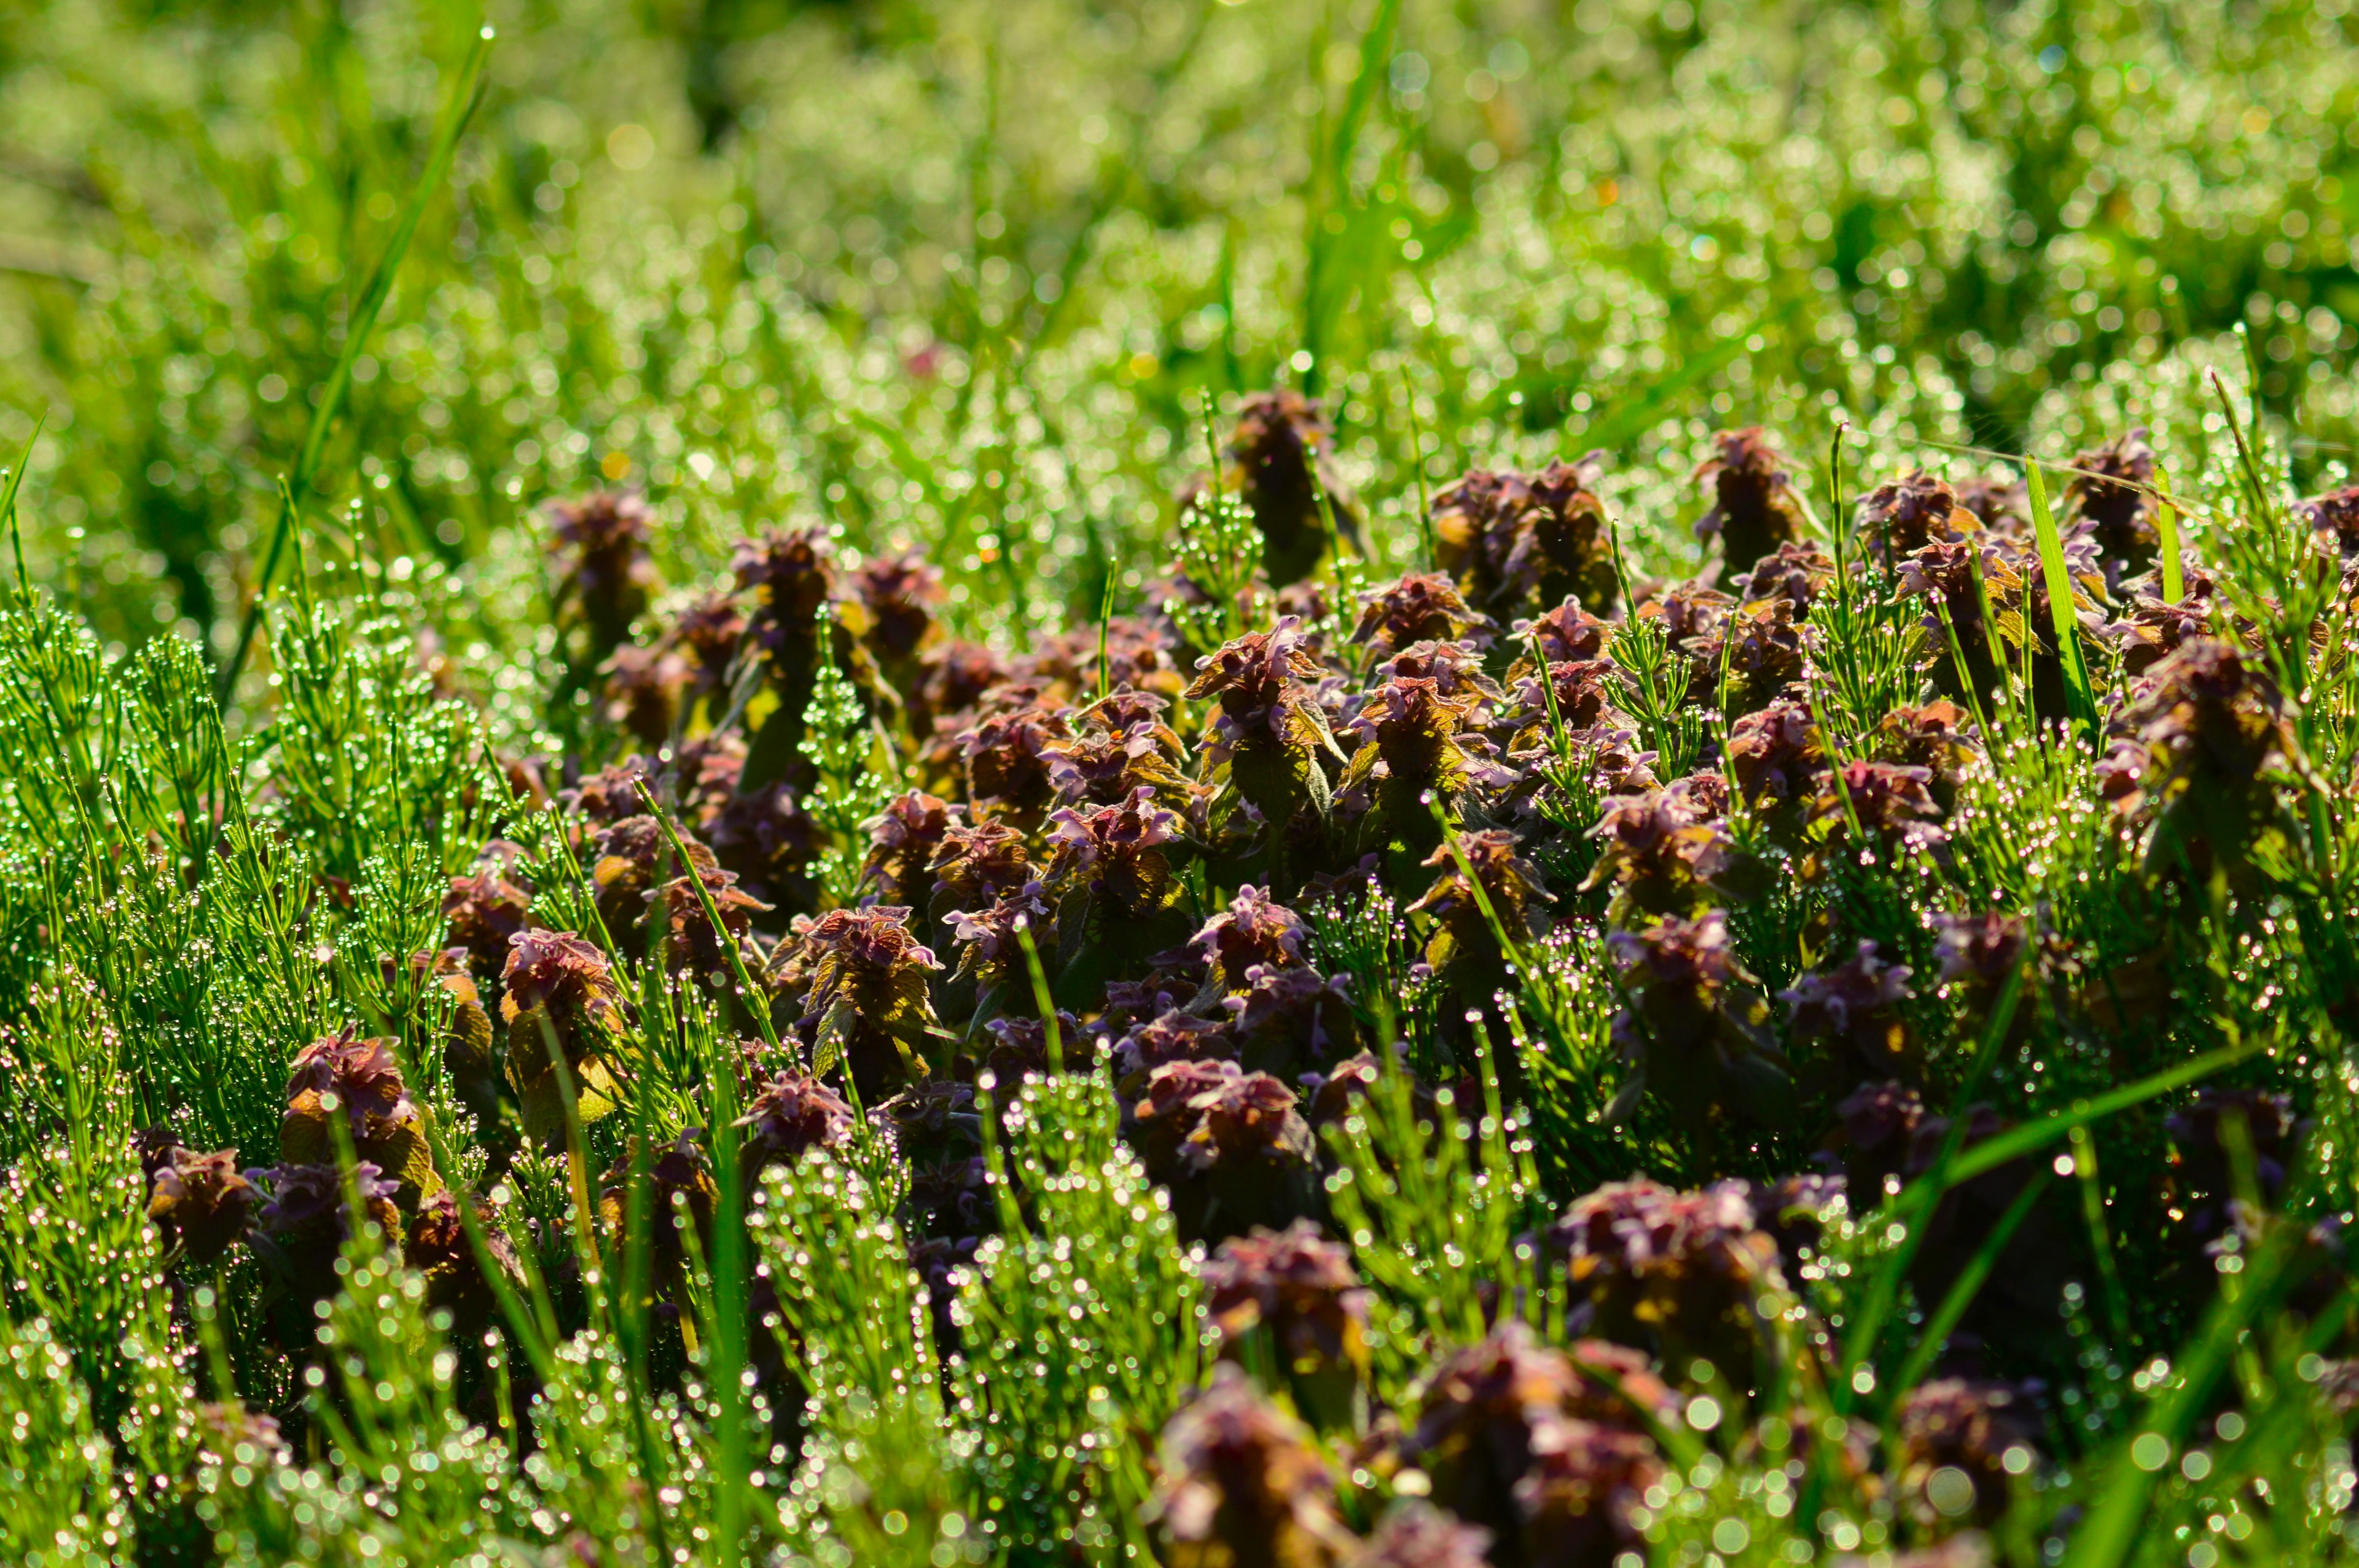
[1833,964,2025,1409]
[2023,459,2099,741]
[1941,1032,2270,1187]
[2153,460,2185,603]
[217,26,495,706]
[1886,1169,2052,1411]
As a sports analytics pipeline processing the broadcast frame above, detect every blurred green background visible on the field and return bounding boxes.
[2,0,2356,665]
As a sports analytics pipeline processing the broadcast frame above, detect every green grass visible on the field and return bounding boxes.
[2,1,2359,1565]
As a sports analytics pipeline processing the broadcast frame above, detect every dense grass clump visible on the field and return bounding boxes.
[4,2,2359,1566]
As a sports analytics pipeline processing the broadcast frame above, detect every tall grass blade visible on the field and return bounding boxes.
[217,26,495,704]
[2024,458,2099,740]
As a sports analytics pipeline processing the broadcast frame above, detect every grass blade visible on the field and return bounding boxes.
[216,25,495,705]
[1941,1032,2271,1188]
[2023,458,2100,741]
[1885,1171,2053,1410]
[0,410,46,607]
[2153,460,2185,603]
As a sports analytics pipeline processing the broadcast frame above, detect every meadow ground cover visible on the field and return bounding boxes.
[4,1,2359,1564]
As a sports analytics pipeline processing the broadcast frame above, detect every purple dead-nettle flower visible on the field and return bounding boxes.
[1538,1177,1785,1386]
[1606,911,1786,1135]
[1513,596,1615,668]
[732,525,836,678]
[1401,1319,1666,1568]
[1356,1504,1493,1568]
[442,849,533,986]
[1984,525,2108,656]
[1338,673,1513,832]
[1633,579,1737,701]
[791,905,942,1098]
[1130,1058,1318,1239]
[646,861,773,980]
[1299,1050,1389,1131]
[1783,940,1919,1083]
[1078,684,1184,742]
[707,782,823,912]
[598,642,692,749]
[1724,691,1826,825]
[547,490,658,655]
[249,1161,403,1313]
[736,1070,856,1182]
[928,819,1033,917]
[1894,1378,2046,1531]
[1431,456,1621,619]
[562,754,660,830]
[1013,617,1186,701]
[2103,636,2307,878]
[1143,1362,1350,1568]
[1202,1219,1372,1427]
[1193,884,1312,992]
[143,1139,259,1265]
[1892,534,2040,708]
[1187,617,1326,741]
[1582,786,1748,921]
[1869,701,1979,803]
[192,1400,291,1480]
[1042,721,1193,811]
[1350,572,1497,654]
[589,814,714,940]
[1377,639,1505,703]
[1954,473,2030,531]
[1511,656,1625,735]
[595,1132,719,1300]
[283,1027,418,1144]
[1503,721,1659,811]
[1731,539,1836,617]
[859,790,955,907]
[1686,595,1809,715]
[404,1190,526,1338]
[955,694,1071,829]
[851,549,945,671]
[909,638,1009,740]
[277,1027,438,1207]
[1856,469,1974,568]
[1224,964,1358,1078]
[1185,617,1345,831]
[2101,565,2220,677]
[1814,759,1949,857]
[1930,910,2027,995]
[1670,770,1732,821]
[1214,389,1364,587]
[1202,1219,1371,1368]
[1045,787,1186,918]
[976,1010,1089,1081]
[1408,829,1554,973]
[665,733,749,829]
[1113,1007,1238,1083]
[1693,427,1807,571]
[2063,427,2158,586]
[1893,536,1999,641]
[947,881,1054,989]
[670,586,750,700]
[1740,1172,1850,1280]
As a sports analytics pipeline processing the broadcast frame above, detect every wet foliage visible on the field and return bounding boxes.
[6,1,2359,1565]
